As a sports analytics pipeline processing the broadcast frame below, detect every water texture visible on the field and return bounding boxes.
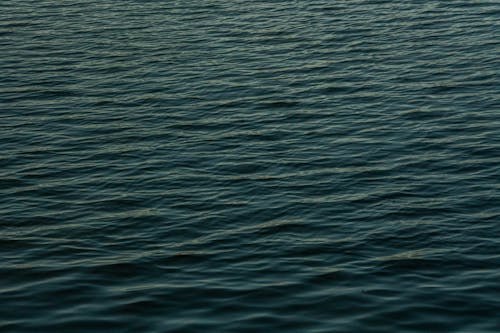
[1,1,500,332]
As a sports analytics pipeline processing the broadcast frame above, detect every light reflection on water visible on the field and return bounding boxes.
[1,1,499,332]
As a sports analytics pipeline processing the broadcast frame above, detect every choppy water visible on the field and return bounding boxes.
[1,1,500,332]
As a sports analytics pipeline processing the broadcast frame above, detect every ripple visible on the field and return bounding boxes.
[1,0,500,332]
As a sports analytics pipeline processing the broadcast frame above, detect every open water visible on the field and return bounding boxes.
[1,1,500,332]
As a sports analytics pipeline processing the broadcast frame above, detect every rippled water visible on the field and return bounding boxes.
[2,1,500,332]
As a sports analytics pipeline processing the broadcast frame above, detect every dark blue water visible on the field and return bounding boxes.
[1,1,500,332]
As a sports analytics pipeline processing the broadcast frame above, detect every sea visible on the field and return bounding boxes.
[1,1,499,332]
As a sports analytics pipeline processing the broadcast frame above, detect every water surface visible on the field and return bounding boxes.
[1,1,500,332]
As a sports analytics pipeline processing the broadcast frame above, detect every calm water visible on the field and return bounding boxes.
[1,1,500,332]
